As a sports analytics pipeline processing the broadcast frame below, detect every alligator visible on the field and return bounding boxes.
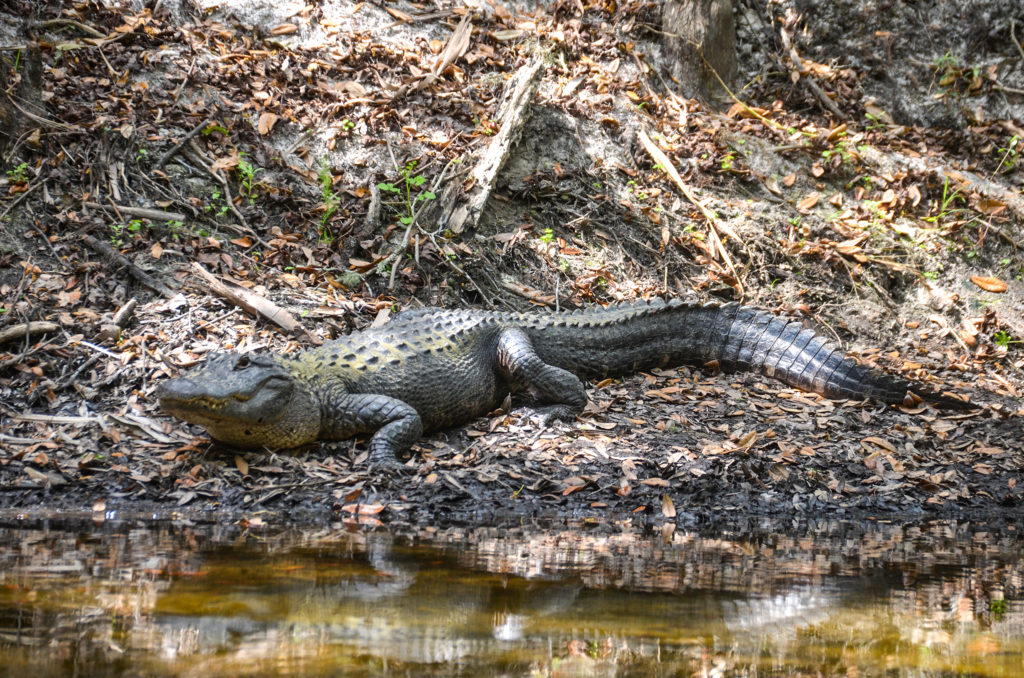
[156,299,973,468]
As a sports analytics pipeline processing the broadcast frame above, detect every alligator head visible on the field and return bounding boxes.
[156,353,320,449]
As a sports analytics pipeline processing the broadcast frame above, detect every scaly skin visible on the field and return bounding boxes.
[156,299,973,467]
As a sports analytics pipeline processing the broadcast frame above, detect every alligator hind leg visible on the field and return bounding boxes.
[496,327,588,423]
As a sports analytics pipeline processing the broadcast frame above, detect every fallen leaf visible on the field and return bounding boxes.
[269,23,298,35]
[257,111,279,135]
[970,276,1006,292]
[661,494,676,518]
[862,436,896,453]
[907,184,922,206]
[797,191,820,212]
[640,477,669,487]
[235,455,248,475]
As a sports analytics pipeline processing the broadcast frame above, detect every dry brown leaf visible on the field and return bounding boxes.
[342,502,385,514]
[797,191,820,212]
[661,494,676,518]
[385,7,413,22]
[907,184,922,206]
[211,154,239,172]
[235,455,248,475]
[862,436,897,453]
[640,477,669,487]
[970,276,1007,292]
[492,29,524,41]
[257,111,279,135]
[269,23,298,35]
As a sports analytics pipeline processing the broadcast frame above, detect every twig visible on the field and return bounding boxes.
[777,21,846,120]
[39,18,106,38]
[185,140,255,237]
[84,201,187,223]
[385,154,461,289]
[155,117,210,170]
[0,321,60,344]
[422,228,494,307]
[637,130,744,296]
[189,262,309,337]
[81,233,177,298]
[4,93,79,132]
[1011,19,1024,64]
[0,179,42,222]
[170,58,197,104]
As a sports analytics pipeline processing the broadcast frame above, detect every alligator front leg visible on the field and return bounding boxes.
[497,327,588,422]
[322,393,424,469]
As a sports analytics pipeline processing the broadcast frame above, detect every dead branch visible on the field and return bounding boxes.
[189,262,310,339]
[0,321,61,344]
[84,201,187,223]
[81,233,176,298]
[154,117,211,170]
[637,129,745,296]
[435,57,545,235]
[777,20,847,120]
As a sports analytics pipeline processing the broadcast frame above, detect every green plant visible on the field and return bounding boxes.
[202,123,229,136]
[317,161,341,244]
[923,178,964,226]
[237,159,262,203]
[934,51,958,71]
[994,330,1020,348]
[165,220,184,241]
[341,119,355,131]
[109,219,144,246]
[205,189,229,218]
[538,227,555,244]
[863,112,885,131]
[377,160,435,227]
[995,135,1020,174]
[5,162,28,182]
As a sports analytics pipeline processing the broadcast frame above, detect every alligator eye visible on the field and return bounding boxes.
[235,355,251,369]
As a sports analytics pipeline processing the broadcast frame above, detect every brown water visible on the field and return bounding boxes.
[0,515,1021,677]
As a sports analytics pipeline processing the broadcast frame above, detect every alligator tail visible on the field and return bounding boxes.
[707,302,973,409]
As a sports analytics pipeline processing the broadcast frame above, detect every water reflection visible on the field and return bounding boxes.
[0,516,1021,676]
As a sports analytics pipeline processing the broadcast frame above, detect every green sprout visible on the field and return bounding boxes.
[237,159,262,203]
[377,160,435,227]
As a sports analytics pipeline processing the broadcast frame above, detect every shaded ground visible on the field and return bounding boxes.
[0,0,1022,526]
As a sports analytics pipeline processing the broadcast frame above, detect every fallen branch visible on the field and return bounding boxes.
[0,321,60,344]
[189,262,309,338]
[154,117,211,170]
[81,233,177,298]
[637,129,744,295]
[84,201,187,223]
[778,19,846,120]
[435,57,545,234]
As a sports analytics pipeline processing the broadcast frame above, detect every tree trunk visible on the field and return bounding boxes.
[661,0,736,104]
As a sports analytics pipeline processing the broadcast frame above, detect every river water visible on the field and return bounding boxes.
[0,514,1020,677]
